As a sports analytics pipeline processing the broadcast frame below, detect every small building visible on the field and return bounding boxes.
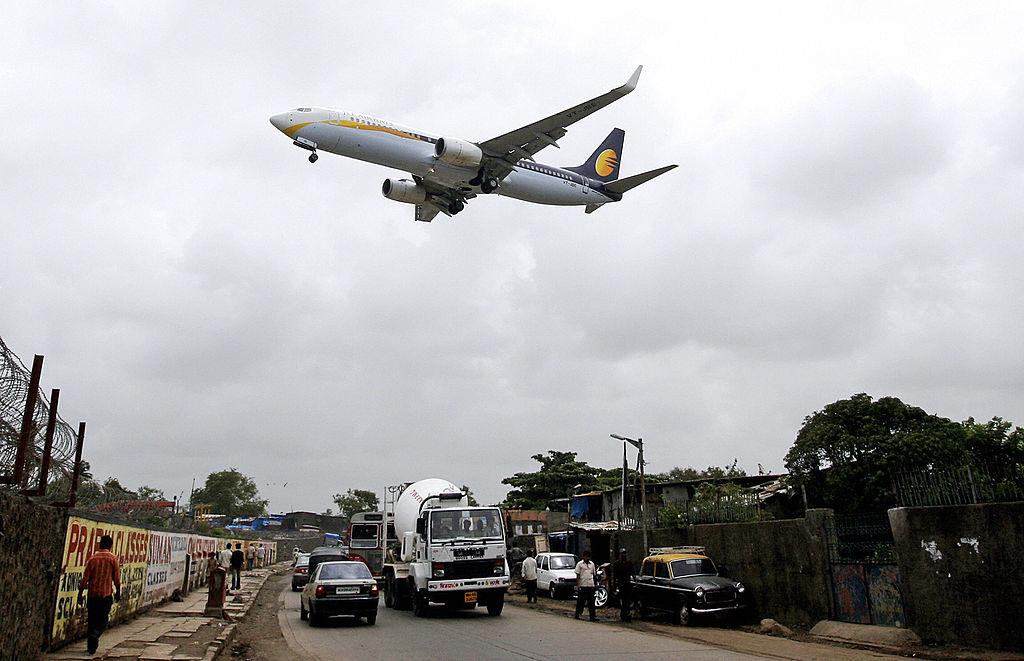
[504,509,570,536]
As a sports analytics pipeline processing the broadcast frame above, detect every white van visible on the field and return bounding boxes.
[535,552,577,599]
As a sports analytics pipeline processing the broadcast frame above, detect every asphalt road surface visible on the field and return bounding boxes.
[277,584,767,660]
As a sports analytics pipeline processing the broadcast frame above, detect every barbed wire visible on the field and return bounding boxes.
[0,335,77,489]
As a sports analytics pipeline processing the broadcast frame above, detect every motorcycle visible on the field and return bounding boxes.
[575,563,611,608]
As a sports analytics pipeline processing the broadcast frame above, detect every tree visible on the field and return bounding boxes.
[136,485,165,501]
[332,489,379,521]
[648,460,747,483]
[191,468,268,518]
[502,451,607,510]
[461,485,479,506]
[784,393,1024,512]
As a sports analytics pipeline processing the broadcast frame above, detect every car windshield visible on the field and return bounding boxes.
[350,523,379,548]
[430,508,504,541]
[319,563,372,580]
[670,558,717,577]
[549,555,576,569]
[296,557,309,567]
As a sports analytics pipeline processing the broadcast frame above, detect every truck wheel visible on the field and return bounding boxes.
[384,575,395,609]
[486,594,504,616]
[413,592,428,617]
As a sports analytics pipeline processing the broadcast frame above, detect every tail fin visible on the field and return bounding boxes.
[567,128,624,183]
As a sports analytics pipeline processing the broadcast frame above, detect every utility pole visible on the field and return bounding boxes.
[611,434,647,554]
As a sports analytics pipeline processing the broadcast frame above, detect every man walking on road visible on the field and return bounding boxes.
[230,543,244,591]
[574,550,597,621]
[256,543,266,568]
[521,550,538,603]
[612,549,635,622]
[77,534,121,656]
[220,542,233,570]
[246,543,256,570]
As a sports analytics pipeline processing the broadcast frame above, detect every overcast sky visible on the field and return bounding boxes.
[2,2,1022,510]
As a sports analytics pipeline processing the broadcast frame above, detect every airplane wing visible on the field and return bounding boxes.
[479,66,642,176]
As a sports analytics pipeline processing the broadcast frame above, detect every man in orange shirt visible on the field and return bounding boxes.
[77,535,121,655]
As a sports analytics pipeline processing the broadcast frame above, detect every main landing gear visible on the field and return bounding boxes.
[448,199,465,214]
[470,170,499,194]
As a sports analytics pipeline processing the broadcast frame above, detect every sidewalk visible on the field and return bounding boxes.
[45,564,285,661]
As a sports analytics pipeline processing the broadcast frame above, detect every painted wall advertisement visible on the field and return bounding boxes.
[51,517,149,645]
[50,515,275,647]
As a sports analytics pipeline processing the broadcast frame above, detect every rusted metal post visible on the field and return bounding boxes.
[7,354,43,486]
[65,422,86,507]
[32,388,60,496]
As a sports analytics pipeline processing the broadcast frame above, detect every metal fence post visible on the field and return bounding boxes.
[8,354,44,487]
[31,388,59,496]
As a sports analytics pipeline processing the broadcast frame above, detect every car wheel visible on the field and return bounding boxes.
[638,599,649,620]
[675,603,692,626]
[366,612,377,625]
[300,601,308,621]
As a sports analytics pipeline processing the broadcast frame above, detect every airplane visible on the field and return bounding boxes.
[269,66,676,222]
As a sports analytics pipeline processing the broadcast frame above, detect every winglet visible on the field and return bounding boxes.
[619,66,642,95]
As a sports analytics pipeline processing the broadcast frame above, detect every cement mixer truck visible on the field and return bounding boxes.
[381,479,509,616]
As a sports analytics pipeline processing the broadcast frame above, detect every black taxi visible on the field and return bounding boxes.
[632,547,745,625]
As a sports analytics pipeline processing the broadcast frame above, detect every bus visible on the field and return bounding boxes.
[346,511,394,578]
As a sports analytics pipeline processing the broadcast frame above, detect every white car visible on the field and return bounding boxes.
[536,553,578,599]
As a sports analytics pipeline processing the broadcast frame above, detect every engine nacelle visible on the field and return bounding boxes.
[434,137,483,168]
[381,178,428,204]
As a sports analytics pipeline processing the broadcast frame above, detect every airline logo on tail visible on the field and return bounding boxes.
[595,149,619,177]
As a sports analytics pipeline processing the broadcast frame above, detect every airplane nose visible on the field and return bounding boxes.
[269,112,289,132]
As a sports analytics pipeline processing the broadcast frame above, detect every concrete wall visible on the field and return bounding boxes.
[889,502,1024,651]
[611,509,833,627]
[0,490,67,659]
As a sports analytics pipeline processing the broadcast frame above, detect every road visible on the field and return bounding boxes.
[276,583,766,660]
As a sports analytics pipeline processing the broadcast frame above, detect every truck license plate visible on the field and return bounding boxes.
[336,586,358,595]
[464,591,477,604]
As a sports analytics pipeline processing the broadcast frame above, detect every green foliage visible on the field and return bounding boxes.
[332,489,379,521]
[136,485,165,501]
[461,485,479,506]
[785,393,1024,512]
[191,468,268,519]
[502,451,609,509]
[648,459,747,483]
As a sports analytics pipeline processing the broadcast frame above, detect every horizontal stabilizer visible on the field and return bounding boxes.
[602,164,677,195]
[585,203,605,214]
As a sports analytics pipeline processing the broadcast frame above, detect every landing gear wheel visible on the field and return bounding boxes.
[308,152,318,163]
[300,602,308,621]
[486,595,504,616]
[481,176,499,193]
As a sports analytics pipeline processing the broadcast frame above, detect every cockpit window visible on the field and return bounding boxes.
[296,107,312,112]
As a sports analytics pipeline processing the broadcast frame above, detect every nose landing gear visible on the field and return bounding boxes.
[308,152,318,164]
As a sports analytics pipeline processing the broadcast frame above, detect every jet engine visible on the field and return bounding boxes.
[382,178,428,204]
[434,137,483,168]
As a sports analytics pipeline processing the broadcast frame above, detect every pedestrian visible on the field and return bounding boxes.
[220,542,233,569]
[77,534,121,656]
[574,550,598,621]
[292,546,300,565]
[256,543,266,568]
[230,543,244,591]
[246,543,256,570]
[612,548,635,622]
[521,549,538,603]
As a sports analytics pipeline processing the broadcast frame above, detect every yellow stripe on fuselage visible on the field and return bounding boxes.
[283,119,428,143]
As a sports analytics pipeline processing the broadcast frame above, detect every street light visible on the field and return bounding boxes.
[611,434,647,553]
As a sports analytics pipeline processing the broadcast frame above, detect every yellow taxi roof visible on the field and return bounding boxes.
[647,553,708,562]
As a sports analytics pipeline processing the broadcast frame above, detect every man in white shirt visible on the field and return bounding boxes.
[256,544,267,568]
[574,550,598,621]
[219,542,233,569]
[521,550,538,603]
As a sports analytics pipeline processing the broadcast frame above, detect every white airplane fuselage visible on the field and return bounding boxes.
[270,108,614,207]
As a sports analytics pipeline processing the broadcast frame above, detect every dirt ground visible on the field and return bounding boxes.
[227,571,304,661]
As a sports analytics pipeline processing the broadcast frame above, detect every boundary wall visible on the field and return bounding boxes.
[0,490,280,654]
